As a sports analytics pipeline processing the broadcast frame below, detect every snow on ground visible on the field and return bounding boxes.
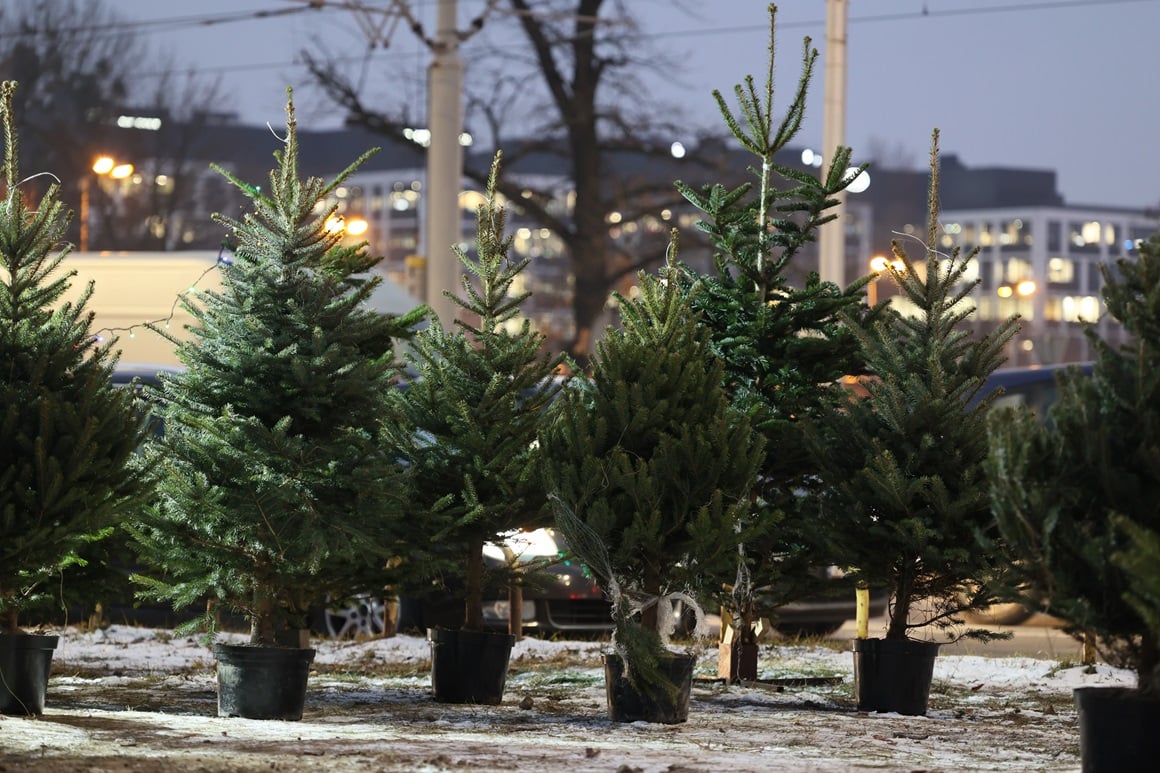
[0,625,1135,772]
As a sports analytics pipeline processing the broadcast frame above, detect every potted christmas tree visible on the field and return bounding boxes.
[0,81,152,715]
[805,133,1018,715]
[986,232,1160,768]
[129,91,423,721]
[384,153,569,705]
[541,246,764,723]
[674,6,875,681]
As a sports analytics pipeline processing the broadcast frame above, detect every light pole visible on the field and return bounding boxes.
[80,155,133,252]
[819,0,848,285]
[425,0,465,327]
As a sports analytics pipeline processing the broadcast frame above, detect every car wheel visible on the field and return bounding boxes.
[321,595,386,639]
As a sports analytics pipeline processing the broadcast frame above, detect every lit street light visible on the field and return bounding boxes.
[867,254,905,306]
[80,155,134,252]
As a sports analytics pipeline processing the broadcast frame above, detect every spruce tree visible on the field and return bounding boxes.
[130,91,424,646]
[0,81,151,632]
[384,153,569,633]
[674,6,875,634]
[542,243,764,694]
[987,232,1160,690]
[806,132,1018,641]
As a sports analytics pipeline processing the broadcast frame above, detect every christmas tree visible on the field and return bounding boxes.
[674,5,875,636]
[806,132,1018,641]
[384,152,569,633]
[987,232,1160,690]
[0,80,152,632]
[542,241,763,700]
[130,91,424,646]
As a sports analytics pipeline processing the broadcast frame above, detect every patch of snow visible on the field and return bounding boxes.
[0,625,1139,772]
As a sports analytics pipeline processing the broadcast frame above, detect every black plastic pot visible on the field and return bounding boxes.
[604,652,695,724]
[215,643,315,720]
[428,628,516,705]
[852,637,939,715]
[1075,686,1160,772]
[0,632,59,716]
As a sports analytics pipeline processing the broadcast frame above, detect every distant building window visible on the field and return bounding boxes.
[1088,262,1102,290]
[1001,218,1029,246]
[1004,257,1032,284]
[1061,295,1101,323]
[1047,219,1062,252]
[1048,257,1074,285]
[1069,221,1101,252]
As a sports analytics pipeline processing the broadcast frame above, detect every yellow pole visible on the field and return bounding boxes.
[855,583,870,639]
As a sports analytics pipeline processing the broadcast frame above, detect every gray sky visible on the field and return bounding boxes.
[106,0,1160,209]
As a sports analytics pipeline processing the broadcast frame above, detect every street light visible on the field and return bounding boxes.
[867,254,905,306]
[80,155,134,251]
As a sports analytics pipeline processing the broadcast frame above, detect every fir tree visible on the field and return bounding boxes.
[542,241,764,696]
[130,91,424,646]
[987,232,1160,691]
[384,152,570,633]
[806,132,1018,641]
[674,6,876,633]
[0,80,152,632]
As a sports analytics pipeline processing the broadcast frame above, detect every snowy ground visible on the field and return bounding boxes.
[0,625,1134,772]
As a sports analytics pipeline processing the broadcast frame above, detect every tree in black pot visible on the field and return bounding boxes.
[986,231,1160,768]
[129,91,424,721]
[384,153,570,705]
[674,6,876,680]
[805,132,1018,716]
[0,81,153,715]
[541,244,764,723]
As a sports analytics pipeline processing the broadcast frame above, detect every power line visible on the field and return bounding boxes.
[9,0,1151,81]
[648,0,1155,40]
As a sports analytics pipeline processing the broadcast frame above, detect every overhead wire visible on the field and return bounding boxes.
[1,0,1150,82]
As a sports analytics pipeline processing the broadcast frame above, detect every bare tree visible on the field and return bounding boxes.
[303,0,726,360]
[863,135,918,172]
[0,0,234,252]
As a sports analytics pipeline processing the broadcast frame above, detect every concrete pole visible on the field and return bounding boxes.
[425,0,465,327]
[819,0,847,286]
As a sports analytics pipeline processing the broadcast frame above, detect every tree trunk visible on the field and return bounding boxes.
[1139,632,1160,695]
[886,567,913,640]
[464,531,485,632]
[641,565,663,635]
[509,584,524,640]
[251,590,276,646]
[2,604,18,633]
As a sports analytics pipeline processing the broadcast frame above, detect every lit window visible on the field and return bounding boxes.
[1048,257,1074,284]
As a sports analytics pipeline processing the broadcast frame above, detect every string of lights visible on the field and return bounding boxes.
[90,246,234,345]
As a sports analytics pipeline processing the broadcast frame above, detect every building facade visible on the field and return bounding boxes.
[939,206,1157,366]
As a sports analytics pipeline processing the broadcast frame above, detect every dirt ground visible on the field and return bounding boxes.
[0,627,1126,772]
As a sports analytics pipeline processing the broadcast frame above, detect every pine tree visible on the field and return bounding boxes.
[384,152,570,633]
[674,6,876,634]
[0,80,151,632]
[542,242,764,694]
[987,232,1160,691]
[807,132,1018,641]
[129,91,424,646]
